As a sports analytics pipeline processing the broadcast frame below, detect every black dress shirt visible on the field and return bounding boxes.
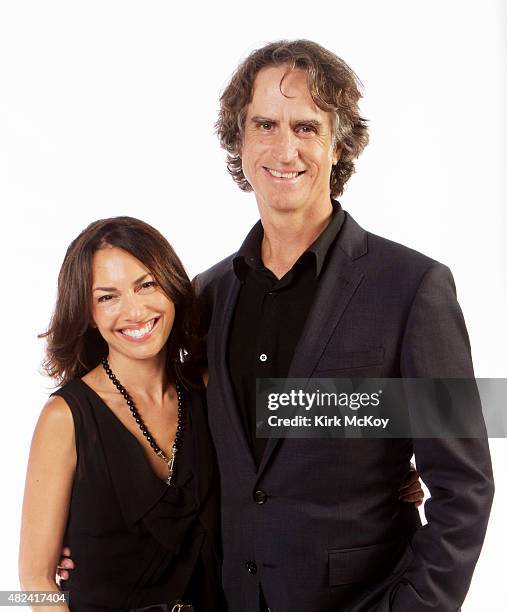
[227,201,345,466]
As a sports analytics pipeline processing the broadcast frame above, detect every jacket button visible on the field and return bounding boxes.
[246,561,258,575]
[253,489,268,504]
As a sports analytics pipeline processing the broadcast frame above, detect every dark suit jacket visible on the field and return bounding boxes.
[195,210,494,612]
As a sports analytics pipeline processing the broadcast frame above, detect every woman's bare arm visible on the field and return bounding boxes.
[19,396,76,612]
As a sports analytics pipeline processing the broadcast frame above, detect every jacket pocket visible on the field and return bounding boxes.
[316,347,385,374]
[328,538,406,586]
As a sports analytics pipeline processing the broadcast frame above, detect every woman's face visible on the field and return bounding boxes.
[90,245,175,363]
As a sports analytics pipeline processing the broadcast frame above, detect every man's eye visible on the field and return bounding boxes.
[298,125,315,134]
[260,122,273,130]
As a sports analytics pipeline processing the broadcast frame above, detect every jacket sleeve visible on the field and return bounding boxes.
[386,263,494,611]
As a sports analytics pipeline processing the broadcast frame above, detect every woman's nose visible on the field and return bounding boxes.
[121,293,146,321]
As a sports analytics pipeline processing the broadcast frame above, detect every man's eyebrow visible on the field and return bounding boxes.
[93,273,151,292]
[291,118,322,128]
[250,115,277,124]
[250,116,323,129]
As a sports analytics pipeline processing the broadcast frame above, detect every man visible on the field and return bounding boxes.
[195,40,494,611]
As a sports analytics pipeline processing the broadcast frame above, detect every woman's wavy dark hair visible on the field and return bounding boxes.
[216,39,369,197]
[40,216,204,387]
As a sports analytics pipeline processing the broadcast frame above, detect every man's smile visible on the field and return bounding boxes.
[263,166,306,181]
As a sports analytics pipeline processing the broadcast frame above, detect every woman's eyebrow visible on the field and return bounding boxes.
[93,273,151,292]
[93,285,117,292]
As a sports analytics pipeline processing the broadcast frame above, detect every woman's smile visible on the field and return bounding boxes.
[116,316,161,343]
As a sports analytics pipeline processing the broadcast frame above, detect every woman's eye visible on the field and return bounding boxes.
[140,281,157,291]
[98,294,114,303]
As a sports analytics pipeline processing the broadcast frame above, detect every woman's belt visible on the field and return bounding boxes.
[129,602,193,612]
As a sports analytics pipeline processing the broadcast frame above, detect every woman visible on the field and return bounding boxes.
[19,216,423,611]
[19,217,220,611]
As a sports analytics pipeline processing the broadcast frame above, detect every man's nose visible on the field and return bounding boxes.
[273,128,298,164]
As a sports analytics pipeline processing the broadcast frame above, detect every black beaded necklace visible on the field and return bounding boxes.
[101,357,185,486]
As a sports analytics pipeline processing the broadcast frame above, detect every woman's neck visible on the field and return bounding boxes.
[105,349,169,404]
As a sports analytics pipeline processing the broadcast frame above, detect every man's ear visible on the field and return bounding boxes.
[333,144,342,166]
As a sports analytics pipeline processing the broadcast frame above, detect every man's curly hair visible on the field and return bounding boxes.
[216,39,369,198]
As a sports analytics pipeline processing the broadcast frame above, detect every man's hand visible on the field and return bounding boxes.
[56,547,75,581]
[399,466,424,507]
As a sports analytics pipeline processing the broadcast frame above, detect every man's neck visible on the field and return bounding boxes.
[259,199,334,279]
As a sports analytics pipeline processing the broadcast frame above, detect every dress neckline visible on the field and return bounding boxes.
[76,377,182,485]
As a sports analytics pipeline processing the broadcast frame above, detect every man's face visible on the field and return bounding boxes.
[241,65,340,215]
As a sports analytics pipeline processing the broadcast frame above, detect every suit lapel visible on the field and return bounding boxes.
[256,213,367,478]
[211,269,257,474]
[287,248,364,378]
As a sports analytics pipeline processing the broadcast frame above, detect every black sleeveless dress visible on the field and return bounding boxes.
[53,379,222,612]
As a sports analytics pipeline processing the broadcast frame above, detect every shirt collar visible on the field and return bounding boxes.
[233,200,345,281]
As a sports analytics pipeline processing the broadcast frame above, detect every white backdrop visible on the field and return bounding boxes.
[0,1,505,610]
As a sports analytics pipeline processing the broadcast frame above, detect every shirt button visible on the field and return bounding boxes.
[253,490,268,505]
[259,353,267,362]
[246,561,258,575]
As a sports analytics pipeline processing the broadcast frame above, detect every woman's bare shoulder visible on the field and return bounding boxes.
[36,395,74,438]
